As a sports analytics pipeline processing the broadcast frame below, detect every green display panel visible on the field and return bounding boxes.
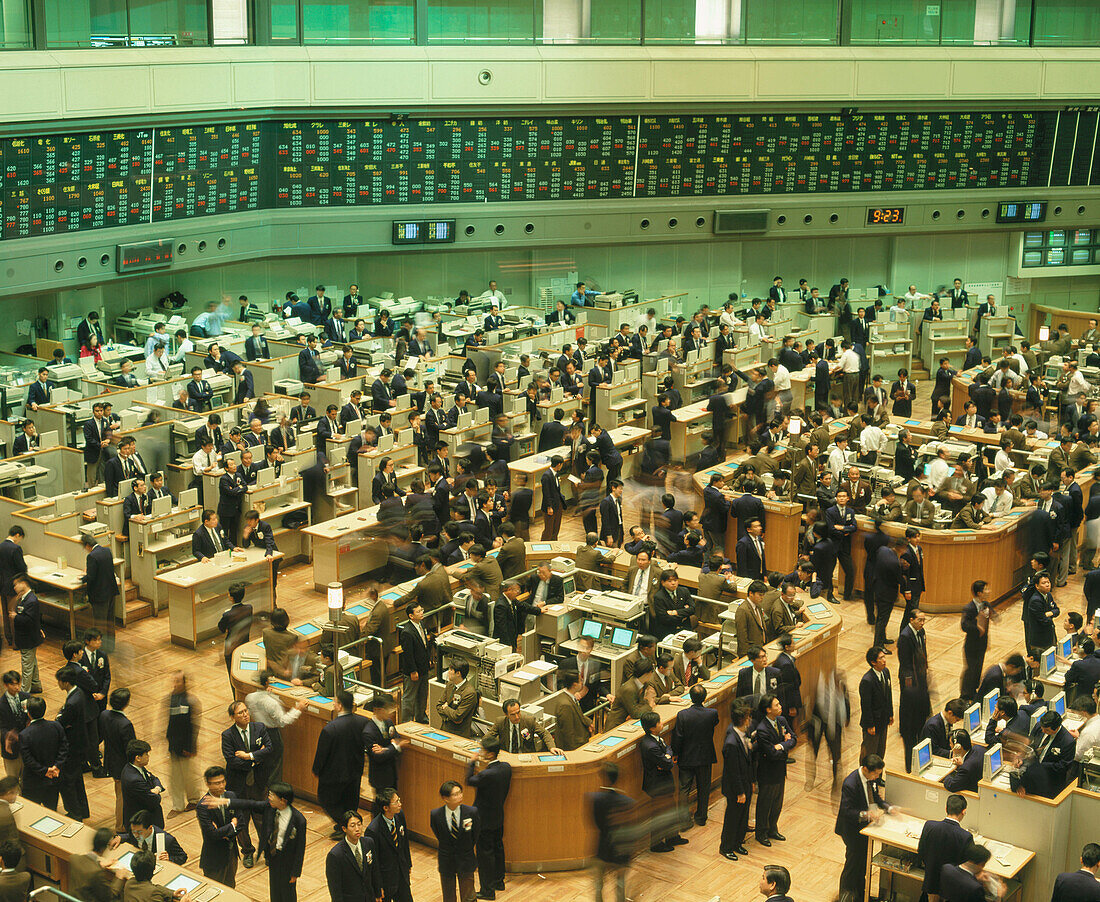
[0,109,1085,242]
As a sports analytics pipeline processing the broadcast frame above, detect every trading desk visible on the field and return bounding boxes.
[13,795,245,900]
[230,543,841,872]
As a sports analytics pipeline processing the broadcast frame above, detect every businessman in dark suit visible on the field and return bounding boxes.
[537,412,567,452]
[753,694,795,846]
[671,684,719,828]
[221,701,272,868]
[82,404,109,485]
[398,599,434,724]
[939,845,993,902]
[25,368,54,410]
[835,754,894,901]
[19,696,67,809]
[599,480,625,547]
[1011,710,1077,798]
[53,666,90,819]
[735,520,767,580]
[326,811,383,902]
[826,490,858,600]
[465,738,512,899]
[120,738,166,828]
[493,580,544,652]
[540,456,566,540]
[245,325,270,361]
[431,780,480,902]
[360,693,404,818]
[638,711,683,853]
[187,366,215,412]
[367,788,413,902]
[920,699,966,760]
[1050,845,1100,902]
[192,510,233,561]
[197,765,246,888]
[917,793,973,902]
[311,690,369,834]
[81,536,118,642]
[858,647,893,761]
[298,337,322,384]
[719,703,753,859]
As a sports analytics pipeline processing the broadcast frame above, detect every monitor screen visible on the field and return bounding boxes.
[1060,635,1073,659]
[1073,229,1093,245]
[165,875,202,894]
[1053,693,1066,717]
[1022,251,1043,267]
[916,742,931,771]
[1071,249,1091,264]
[116,851,135,871]
[1046,247,1066,265]
[239,661,258,671]
[988,746,1002,776]
[296,623,320,636]
[984,689,999,720]
[309,695,331,703]
[1043,648,1057,675]
[597,736,626,747]
[710,674,735,684]
[966,704,981,733]
[609,627,635,648]
[421,731,450,742]
[580,619,604,641]
[1023,231,1044,248]
[538,754,566,762]
[346,604,368,616]
[531,543,552,551]
[807,603,829,614]
[1048,229,1067,245]
[30,815,63,835]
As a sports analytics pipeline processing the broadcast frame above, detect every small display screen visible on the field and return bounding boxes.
[597,736,626,747]
[710,674,735,683]
[239,661,258,671]
[989,747,1002,773]
[996,201,1046,223]
[1022,250,1043,267]
[1053,694,1066,716]
[984,690,999,719]
[116,851,135,871]
[422,731,451,742]
[917,743,931,770]
[539,754,566,762]
[1071,249,1091,264]
[966,706,981,733]
[1061,636,1074,659]
[609,627,635,648]
[531,544,553,551]
[580,619,604,640]
[1048,229,1067,245]
[867,207,905,225]
[392,220,457,245]
[1073,229,1093,245]
[807,603,828,614]
[165,875,202,894]
[296,623,320,636]
[31,816,64,835]
[346,604,368,615]
[1023,231,1045,247]
[309,695,331,703]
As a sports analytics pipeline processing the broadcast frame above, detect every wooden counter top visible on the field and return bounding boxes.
[155,546,284,589]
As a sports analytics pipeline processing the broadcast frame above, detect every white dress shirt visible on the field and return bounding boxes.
[928,457,951,492]
[772,364,791,392]
[1074,715,1100,760]
[274,806,292,850]
[1068,370,1090,396]
[748,321,770,342]
[192,448,219,476]
[981,487,1013,516]
[994,449,1014,472]
[245,689,302,729]
[719,311,739,330]
[860,425,885,453]
[827,446,849,482]
[839,348,861,374]
[170,337,195,364]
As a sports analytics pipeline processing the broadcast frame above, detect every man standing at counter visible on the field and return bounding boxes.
[465,737,512,900]
[835,753,895,902]
[312,691,369,838]
[959,580,992,700]
[399,599,435,724]
[825,490,857,603]
[672,684,719,829]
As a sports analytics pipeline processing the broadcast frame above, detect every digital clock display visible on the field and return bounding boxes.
[116,239,173,273]
[996,201,1047,223]
[867,207,905,225]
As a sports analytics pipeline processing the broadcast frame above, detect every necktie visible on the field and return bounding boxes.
[450,811,459,839]
[511,724,519,753]
[8,696,17,715]
[210,528,219,551]
[685,660,693,685]
[755,670,764,695]
[239,727,248,747]
[388,819,398,844]
[579,659,587,684]
[632,568,645,597]
[353,843,362,870]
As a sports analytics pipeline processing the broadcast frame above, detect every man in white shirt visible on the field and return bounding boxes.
[838,341,862,405]
[245,670,308,782]
[1065,362,1090,397]
[1073,698,1100,760]
[749,315,773,345]
[170,329,194,364]
[927,448,951,493]
[828,437,850,483]
[143,323,170,357]
[192,439,220,479]
[903,285,930,303]
[1024,422,1049,440]
[635,308,658,333]
[890,298,910,322]
[144,344,170,380]
[480,280,507,308]
[768,359,792,412]
[981,480,1013,516]
[858,417,885,463]
[719,299,740,331]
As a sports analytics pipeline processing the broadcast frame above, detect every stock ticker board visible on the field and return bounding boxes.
[0,110,1084,241]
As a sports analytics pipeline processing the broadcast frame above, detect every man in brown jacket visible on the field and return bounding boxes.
[69,827,125,902]
[495,526,527,580]
[574,533,605,591]
[734,581,770,656]
[436,659,479,737]
[604,659,656,730]
[554,672,593,751]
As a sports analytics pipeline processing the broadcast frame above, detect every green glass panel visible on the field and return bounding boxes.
[302,0,414,43]
[589,0,640,43]
[744,0,838,44]
[46,0,207,47]
[0,0,33,48]
[269,0,299,41]
[128,0,209,45]
[1032,0,1100,45]
[849,0,973,44]
[426,0,538,42]
[645,0,694,43]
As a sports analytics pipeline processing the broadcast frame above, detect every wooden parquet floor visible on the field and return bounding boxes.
[2,396,1086,902]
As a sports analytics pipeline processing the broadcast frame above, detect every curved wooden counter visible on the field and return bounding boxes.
[230,542,841,872]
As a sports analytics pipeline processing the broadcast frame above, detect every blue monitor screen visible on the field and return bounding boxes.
[239,661,258,671]
[967,706,981,732]
[1054,694,1066,716]
[808,603,828,614]
[984,690,999,720]
[711,674,736,683]
[610,627,635,648]
[580,619,604,640]
[917,743,931,770]
[539,754,566,762]
[1060,635,1073,659]
[422,731,451,742]
[296,623,320,636]
[989,747,1002,773]
[346,604,368,616]
[598,736,626,747]
[1044,649,1057,674]
[309,695,331,704]
[531,543,553,551]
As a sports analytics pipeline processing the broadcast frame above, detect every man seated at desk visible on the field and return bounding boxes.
[951,493,991,529]
[486,699,562,754]
[1009,709,1076,798]
[561,635,608,712]
[191,510,235,561]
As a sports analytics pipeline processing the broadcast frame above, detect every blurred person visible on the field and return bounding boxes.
[165,672,202,815]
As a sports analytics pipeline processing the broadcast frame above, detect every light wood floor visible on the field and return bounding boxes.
[4,402,1086,902]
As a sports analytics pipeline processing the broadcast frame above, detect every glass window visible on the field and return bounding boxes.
[588,0,640,43]
[849,0,973,44]
[644,0,695,43]
[303,0,415,43]
[0,0,32,48]
[743,0,837,44]
[1032,0,1100,45]
[45,0,208,47]
[426,0,538,43]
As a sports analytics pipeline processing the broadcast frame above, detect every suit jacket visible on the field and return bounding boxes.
[540,468,565,513]
[430,804,480,874]
[671,702,719,767]
[720,724,754,800]
[943,746,983,792]
[69,850,122,902]
[487,713,553,753]
[1016,725,1076,797]
[834,769,887,843]
[197,789,245,874]
[326,835,384,902]
[220,722,271,792]
[398,621,432,678]
[672,654,710,688]
[525,573,564,608]
[121,761,166,827]
[436,681,479,737]
[192,524,231,560]
[245,335,270,360]
[298,348,321,383]
[735,534,767,580]
[736,665,781,700]
[605,678,653,730]
[920,712,952,758]
[917,817,973,896]
[537,420,567,452]
[312,712,368,786]
[361,716,399,791]
[734,601,769,656]
[367,812,412,900]
[960,600,990,657]
[859,667,893,728]
[0,692,28,763]
[638,730,677,798]
[939,864,985,902]
[554,693,593,750]
[1051,870,1100,902]
[0,871,30,902]
[753,715,795,783]
[465,758,512,831]
[494,536,526,580]
[118,827,186,865]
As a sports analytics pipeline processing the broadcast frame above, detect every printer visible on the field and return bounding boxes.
[584,590,645,621]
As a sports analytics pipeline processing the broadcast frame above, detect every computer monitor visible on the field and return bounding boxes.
[54,494,76,517]
[151,495,171,517]
[964,703,981,734]
[473,407,489,426]
[378,434,394,452]
[1029,708,1044,735]
[1041,646,1057,676]
[983,743,1003,781]
[179,488,199,509]
[256,467,276,487]
[609,627,636,649]
[38,430,58,448]
[510,394,525,416]
[1059,635,1073,660]
[117,478,133,500]
[612,369,625,385]
[1051,691,1066,717]
[983,689,999,722]
[550,386,563,404]
[579,619,604,642]
[912,738,932,773]
[458,412,473,429]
